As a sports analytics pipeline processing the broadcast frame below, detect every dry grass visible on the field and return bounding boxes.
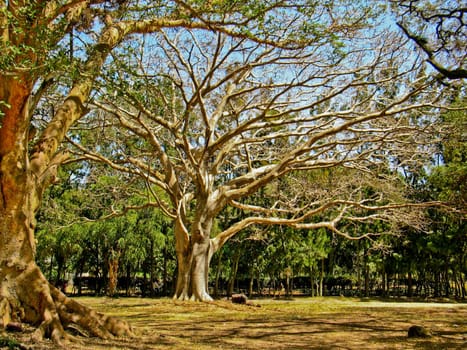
[3,297,466,349]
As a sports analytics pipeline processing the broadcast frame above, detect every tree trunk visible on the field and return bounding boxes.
[309,265,315,297]
[381,266,387,297]
[407,270,413,297]
[162,228,170,296]
[364,262,370,297]
[459,273,466,299]
[213,248,223,298]
[149,238,155,297]
[257,270,262,296]
[173,215,215,301]
[108,249,120,297]
[357,244,362,296]
[285,267,291,297]
[319,258,324,297]
[0,160,132,343]
[434,272,440,297]
[125,263,131,296]
[248,269,255,297]
[173,238,214,301]
[444,265,450,297]
[227,250,241,297]
[55,254,64,288]
[0,76,133,343]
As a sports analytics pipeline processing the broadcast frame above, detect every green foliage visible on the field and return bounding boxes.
[428,100,467,207]
[0,3,73,77]
[35,156,175,294]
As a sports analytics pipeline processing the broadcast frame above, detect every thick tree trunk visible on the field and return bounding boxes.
[0,170,133,343]
[173,237,215,301]
[173,213,216,301]
[0,78,133,343]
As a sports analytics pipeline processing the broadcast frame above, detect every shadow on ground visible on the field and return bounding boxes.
[5,297,467,350]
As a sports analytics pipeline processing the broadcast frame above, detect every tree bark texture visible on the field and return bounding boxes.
[173,211,216,301]
[108,250,120,297]
[0,83,133,344]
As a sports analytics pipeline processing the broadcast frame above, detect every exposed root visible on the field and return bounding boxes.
[190,293,213,302]
[30,312,70,346]
[173,290,191,301]
[173,291,214,302]
[50,284,134,339]
[1,264,133,346]
[0,298,13,328]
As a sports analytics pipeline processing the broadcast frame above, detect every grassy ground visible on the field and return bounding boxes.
[3,296,466,349]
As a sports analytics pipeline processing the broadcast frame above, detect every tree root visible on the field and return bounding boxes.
[50,284,134,338]
[0,265,133,346]
[173,291,214,302]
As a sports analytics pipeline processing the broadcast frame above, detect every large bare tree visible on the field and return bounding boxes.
[71,17,460,301]
[1,0,342,343]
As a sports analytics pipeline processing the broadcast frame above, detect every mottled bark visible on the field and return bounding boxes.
[0,78,133,342]
[173,210,216,301]
[173,238,215,301]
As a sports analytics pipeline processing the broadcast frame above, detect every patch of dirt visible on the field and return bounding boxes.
[2,297,466,349]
